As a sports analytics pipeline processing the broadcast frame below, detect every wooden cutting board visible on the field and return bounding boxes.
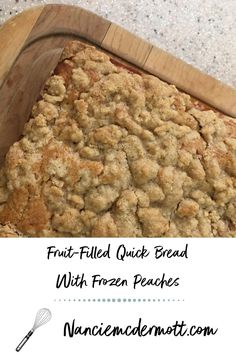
[0,4,236,165]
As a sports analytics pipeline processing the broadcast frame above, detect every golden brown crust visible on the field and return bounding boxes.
[0,41,236,237]
[0,223,22,237]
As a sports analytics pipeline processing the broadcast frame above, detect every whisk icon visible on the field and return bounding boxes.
[16,308,52,352]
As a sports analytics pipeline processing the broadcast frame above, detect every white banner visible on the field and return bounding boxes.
[0,239,235,353]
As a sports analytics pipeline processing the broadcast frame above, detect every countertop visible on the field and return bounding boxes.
[0,0,235,88]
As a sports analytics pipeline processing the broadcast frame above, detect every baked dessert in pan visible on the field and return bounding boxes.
[0,41,235,237]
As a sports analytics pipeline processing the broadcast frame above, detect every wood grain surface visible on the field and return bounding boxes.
[0,4,235,164]
[0,6,43,87]
[102,24,152,67]
[26,4,111,46]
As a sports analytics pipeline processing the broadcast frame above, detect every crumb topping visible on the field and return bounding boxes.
[0,41,235,237]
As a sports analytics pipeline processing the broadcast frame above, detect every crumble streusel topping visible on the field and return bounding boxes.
[0,223,22,237]
[0,41,235,236]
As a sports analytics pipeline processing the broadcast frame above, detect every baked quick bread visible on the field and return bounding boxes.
[0,41,235,237]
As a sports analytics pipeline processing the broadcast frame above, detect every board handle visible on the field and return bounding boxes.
[16,329,34,352]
